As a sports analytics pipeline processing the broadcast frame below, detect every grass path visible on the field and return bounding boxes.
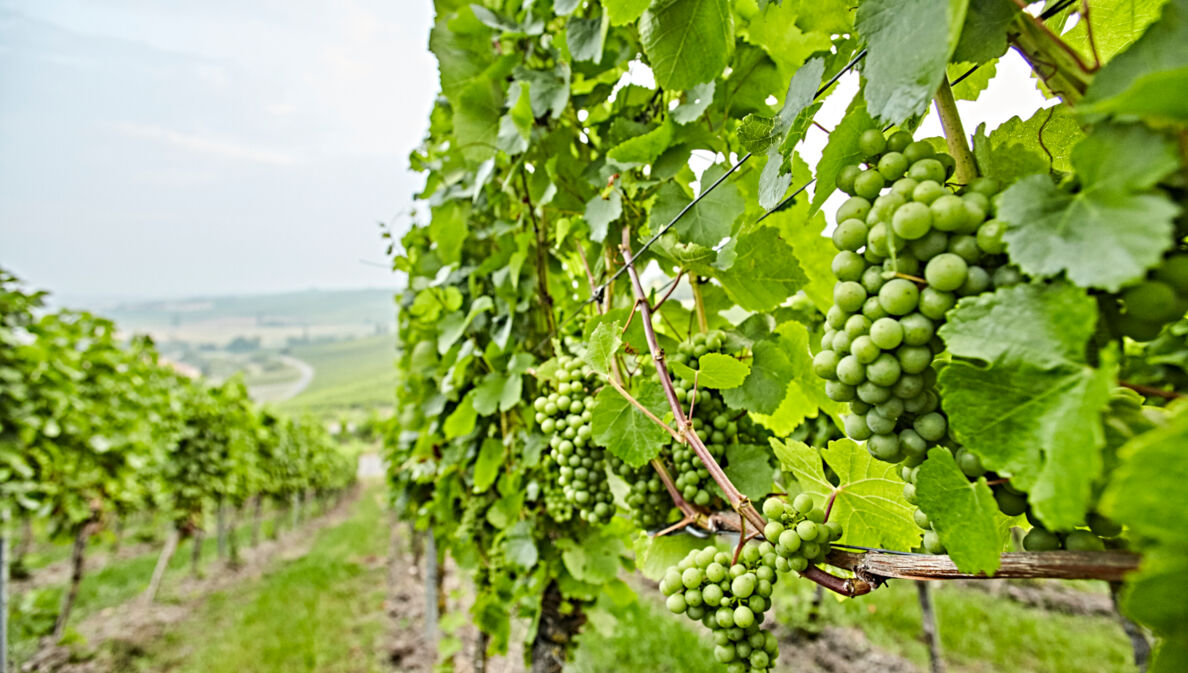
[129,486,391,673]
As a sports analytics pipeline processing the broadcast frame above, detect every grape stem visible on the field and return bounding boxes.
[690,276,709,334]
[1119,381,1182,400]
[932,76,978,185]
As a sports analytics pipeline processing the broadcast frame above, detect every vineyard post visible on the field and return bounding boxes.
[227,505,241,568]
[917,583,945,673]
[216,497,228,562]
[143,526,180,605]
[424,527,438,645]
[2,509,9,673]
[52,519,93,640]
[190,528,204,577]
[1110,582,1151,672]
[13,519,30,574]
[251,496,263,547]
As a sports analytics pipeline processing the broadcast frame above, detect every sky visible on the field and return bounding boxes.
[0,2,1050,304]
[0,0,437,303]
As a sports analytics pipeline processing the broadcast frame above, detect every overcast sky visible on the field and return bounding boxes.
[0,0,437,303]
[0,2,1048,305]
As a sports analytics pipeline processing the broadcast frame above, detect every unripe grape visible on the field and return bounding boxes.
[859,128,888,157]
[793,492,815,513]
[878,152,909,180]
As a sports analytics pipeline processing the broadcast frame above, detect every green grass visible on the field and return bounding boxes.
[571,594,720,673]
[278,335,395,414]
[773,575,1136,673]
[128,486,390,673]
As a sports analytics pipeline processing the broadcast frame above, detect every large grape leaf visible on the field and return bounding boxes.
[938,283,1114,529]
[725,444,776,502]
[649,169,745,248]
[585,189,623,243]
[768,177,836,312]
[916,448,1002,574]
[750,322,843,435]
[997,124,1181,292]
[505,520,538,570]
[952,0,1018,63]
[714,227,808,311]
[590,381,671,467]
[722,339,794,414]
[744,6,831,84]
[1062,0,1168,66]
[774,438,919,551]
[856,0,968,124]
[605,0,651,26]
[473,438,504,493]
[583,321,622,376]
[639,0,735,90]
[809,96,875,215]
[1078,0,1188,122]
[972,105,1084,179]
[737,58,825,154]
[557,528,627,584]
[607,120,675,168]
[1100,404,1188,673]
[634,534,713,580]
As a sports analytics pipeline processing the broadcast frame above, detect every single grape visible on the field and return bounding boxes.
[923,530,946,554]
[833,218,869,252]
[891,177,919,198]
[878,279,921,316]
[837,196,872,223]
[1065,529,1106,551]
[851,335,881,364]
[837,164,862,195]
[976,219,1007,254]
[854,170,887,200]
[1155,254,1188,294]
[1122,280,1180,323]
[834,281,867,313]
[1023,526,1061,551]
[1088,513,1122,538]
[994,487,1028,516]
[892,202,933,240]
[878,152,909,180]
[908,158,946,183]
[866,353,902,387]
[812,350,839,380]
[930,194,968,232]
[924,253,968,292]
[908,230,949,261]
[903,141,935,163]
[919,287,956,320]
[914,412,947,442]
[886,131,913,152]
[870,317,905,349]
[912,180,946,205]
[958,266,992,296]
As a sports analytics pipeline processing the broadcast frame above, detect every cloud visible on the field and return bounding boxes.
[110,122,297,165]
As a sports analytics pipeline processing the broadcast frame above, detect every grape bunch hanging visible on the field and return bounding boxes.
[532,351,614,524]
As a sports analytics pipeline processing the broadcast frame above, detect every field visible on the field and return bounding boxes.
[277,335,397,414]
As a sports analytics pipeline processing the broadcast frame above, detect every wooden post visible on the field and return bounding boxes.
[251,496,264,547]
[917,582,945,673]
[142,526,180,604]
[190,529,204,577]
[530,581,585,673]
[1111,582,1151,672]
[2,510,10,673]
[424,528,438,645]
[216,498,227,562]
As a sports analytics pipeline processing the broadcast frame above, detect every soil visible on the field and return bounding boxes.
[950,579,1115,616]
[18,499,354,673]
[775,625,921,673]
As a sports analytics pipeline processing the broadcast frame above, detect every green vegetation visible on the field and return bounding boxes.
[128,488,389,673]
[278,335,395,413]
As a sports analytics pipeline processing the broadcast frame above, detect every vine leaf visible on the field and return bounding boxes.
[997,123,1180,291]
[938,283,1113,529]
[750,322,843,435]
[856,0,967,124]
[722,339,793,414]
[444,392,478,439]
[737,58,825,155]
[557,529,627,583]
[971,106,1084,179]
[725,444,775,502]
[583,321,623,375]
[952,0,1018,64]
[774,438,919,551]
[607,119,675,168]
[1101,404,1188,672]
[715,227,808,312]
[604,0,650,26]
[567,12,608,63]
[640,0,735,90]
[590,381,670,467]
[916,448,1002,574]
[695,353,751,389]
[585,189,623,243]
[505,520,539,570]
[809,96,875,215]
[649,168,744,247]
[473,438,504,492]
[634,534,710,580]
[671,82,716,124]
[1078,0,1188,123]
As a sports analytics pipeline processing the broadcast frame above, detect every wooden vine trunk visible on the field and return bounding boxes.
[530,582,586,673]
[52,521,92,640]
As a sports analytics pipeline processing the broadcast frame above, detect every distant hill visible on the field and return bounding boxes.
[103,288,397,347]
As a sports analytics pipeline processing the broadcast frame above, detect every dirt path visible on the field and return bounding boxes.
[19,497,354,673]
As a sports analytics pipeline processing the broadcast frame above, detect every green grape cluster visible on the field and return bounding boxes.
[544,483,574,523]
[817,128,1050,551]
[1110,250,1188,341]
[532,353,614,524]
[607,455,673,530]
[762,494,841,572]
[660,543,781,673]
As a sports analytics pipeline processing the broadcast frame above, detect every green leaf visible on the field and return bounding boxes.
[634,534,711,580]
[583,321,623,376]
[809,96,875,215]
[607,120,675,167]
[715,227,808,312]
[473,370,522,415]
[640,0,735,90]
[751,322,844,434]
[938,283,1114,529]
[998,124,1180,291]
[774,438,919,550]
[737,58,825,154]
[505,520,539,569]
[1079,0,1188,122]
[585,309,647,357]
[473,438,504,492]
[724,443,774,502]
[454,78,505,162]
[1100,404,1188,673]
[444,393,478,439]
[722,339,793,414]
[857,0,967,124]
[567,12,608,63]
[743,3,833,82]
[649,168,744,248]
[916,448,1002,574]
[952,0,1018,63]
[585,189,623,243]
[513,65,571,119]
[428,200,469,266]
[559,529,625,584]
[605,0,651,26]
[590,382,671,467]
[695,353,751,389]
[671,82,716,124]
[972,106,1085,179]
[757,148,793,210]
[1062,0,1167,66]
